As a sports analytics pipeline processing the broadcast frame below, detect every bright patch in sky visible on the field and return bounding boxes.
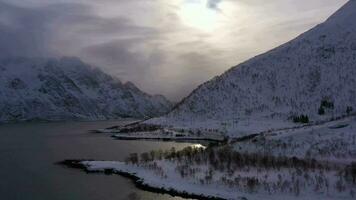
[179,0,220,32]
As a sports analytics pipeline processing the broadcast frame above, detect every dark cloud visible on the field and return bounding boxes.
[84,40,145,70]
[81,37,173,98]
[0,1,102,58]
[83,38,164,77]
[207,0,222,10]
[0,2,52,58]
[0,0,156,57]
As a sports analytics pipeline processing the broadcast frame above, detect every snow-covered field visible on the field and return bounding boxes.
[148,116,297,138]
[233,116,356,164]
[77,143,355,200]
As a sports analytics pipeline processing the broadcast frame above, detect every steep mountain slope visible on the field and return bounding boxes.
[148,1,356,136]
[0,57,172,122]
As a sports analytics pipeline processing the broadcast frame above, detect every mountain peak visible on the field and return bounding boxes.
[0,57,173,122]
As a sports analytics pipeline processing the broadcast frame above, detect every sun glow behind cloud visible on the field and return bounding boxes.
[178,0,221,32]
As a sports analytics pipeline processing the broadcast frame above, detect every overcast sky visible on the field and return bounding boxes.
[0,0,348,100]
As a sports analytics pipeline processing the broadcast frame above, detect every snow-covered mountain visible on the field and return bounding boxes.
[0,57,172,122]
[148,1,356,136]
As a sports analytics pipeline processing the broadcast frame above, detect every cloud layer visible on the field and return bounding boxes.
[0,0,348,100]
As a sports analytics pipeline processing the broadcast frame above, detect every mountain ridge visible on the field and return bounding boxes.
[0,57,172,122]
[147,0,356,136]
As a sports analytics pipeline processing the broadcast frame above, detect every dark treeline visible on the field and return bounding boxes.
[124,145,355,197]
[118,124,162,133]
[344,162,356,184]
[126,145,333,172]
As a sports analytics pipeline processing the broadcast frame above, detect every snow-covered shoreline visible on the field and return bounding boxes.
[61,115,356,200]
[59,160,225,200]
[112,134,225,142]
[94,122,227,142]
[61,154,355,200]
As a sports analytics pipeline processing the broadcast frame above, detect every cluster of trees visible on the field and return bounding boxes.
[169,146,353,196]
[119,124,162,133]
[251,132,355,161]
[126,145,337,172]
[306,136,356,159]
[344,162,356,184]
[173,127,225,138]
[218,172,305,196]
[293,115,309,123]
[172,146,333,172]
[176,164,202,179]
[321,100,334,109]
[318,99,334,115]
[124,153,166,177]
[124,145,355,197]
[125,147,205,164]
[346,106,353,115]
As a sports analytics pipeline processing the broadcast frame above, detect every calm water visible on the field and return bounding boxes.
[0,120,196,200]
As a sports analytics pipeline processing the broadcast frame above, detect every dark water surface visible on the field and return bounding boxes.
[0,120,195,200]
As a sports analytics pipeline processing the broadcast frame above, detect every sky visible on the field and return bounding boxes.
[0,0,348,100]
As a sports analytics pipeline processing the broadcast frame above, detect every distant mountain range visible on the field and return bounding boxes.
[147,0,356,136]
[0,57,172,122]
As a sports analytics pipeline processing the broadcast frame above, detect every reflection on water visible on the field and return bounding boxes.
[190,144,206,149]
[0,120,196,200]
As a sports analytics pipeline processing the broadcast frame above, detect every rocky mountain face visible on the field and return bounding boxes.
[148,1,356,136]
[0,57,172,122]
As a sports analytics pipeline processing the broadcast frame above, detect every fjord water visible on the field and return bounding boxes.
[0,121,192,200]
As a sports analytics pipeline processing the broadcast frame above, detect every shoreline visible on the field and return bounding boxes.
[58,160,226,200]
[111,134,226,143]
